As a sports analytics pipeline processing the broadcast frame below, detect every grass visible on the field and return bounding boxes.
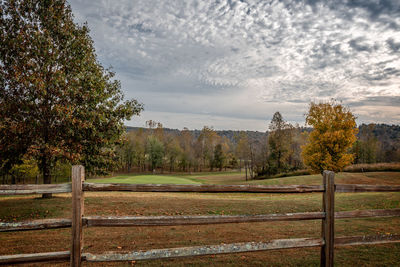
[89,171,400,186]
[1,171,400,266]
[91,174,201,185]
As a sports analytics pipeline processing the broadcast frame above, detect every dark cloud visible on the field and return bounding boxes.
[349,37,376,53]
[130,23,153,33]
[348,96,400,107]
[363,67,400,82]
[387,38,400,53]
[343,0,400,18]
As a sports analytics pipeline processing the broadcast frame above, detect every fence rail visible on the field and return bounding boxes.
[2,208,400,231]
[1,166,400,266]
[0,184,71,195]
[83,183,324,193]
[2,234,400,265]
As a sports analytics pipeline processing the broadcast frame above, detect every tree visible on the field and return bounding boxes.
[213,144,224,171]
[268,112,292,174]
[179,128,195,172]
[302,101,358,173]
[117,133,137,172]
[164,134,182,172]
[352,124,379,164]
[0,0,143,196]
[235,132,250,172]
[146,136,164,171]
[195,126,219,171]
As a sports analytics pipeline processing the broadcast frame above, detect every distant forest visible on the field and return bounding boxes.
[119,123,400,177]
[2,122,399,185]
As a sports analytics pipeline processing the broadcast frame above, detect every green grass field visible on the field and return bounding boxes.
[91,174,201,184]
[1,171,400,266]
[89,171,400,186]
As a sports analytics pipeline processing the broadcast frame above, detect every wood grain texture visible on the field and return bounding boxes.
[84,212,325,227]
[335,208,400,219]
[336,184,400,193]
[321,171,335,267]
[0,184,71,195]
[2,208,398,232]
[0,251,70,265]
[83,238,324,261]
[0,218,71,232]
[83,183,324,193]
[71,165,85,267]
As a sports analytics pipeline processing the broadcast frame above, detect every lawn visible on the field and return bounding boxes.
[91,174,201,185]
[89,171,400,186]
[1,171,400,266]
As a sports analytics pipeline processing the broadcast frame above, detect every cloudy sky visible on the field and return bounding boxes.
[68,0,400,131]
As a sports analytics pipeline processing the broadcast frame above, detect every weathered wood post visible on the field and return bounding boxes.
[321,170,335,267]
[71,165,85,267]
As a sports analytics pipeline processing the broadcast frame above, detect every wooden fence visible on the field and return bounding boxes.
[0,165,400,266]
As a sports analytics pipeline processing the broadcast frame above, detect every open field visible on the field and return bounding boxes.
[90,171,400,186]
[91,174,201,185]
[1,172,400,266]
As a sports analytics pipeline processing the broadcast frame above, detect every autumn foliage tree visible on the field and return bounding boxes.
[0,0,142,196]
[268,112,292,174]
[302,101,358,173]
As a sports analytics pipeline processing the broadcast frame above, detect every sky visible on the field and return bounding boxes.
[68,0,400,131]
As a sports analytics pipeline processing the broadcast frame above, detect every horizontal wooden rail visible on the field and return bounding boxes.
[82,234,400,262]
[1,234,398,264]
[1,183,399,195]
[84,212,325,227]
[83,237,324,261]
[0,251,70,265]
[84,208,400,227]
[0,218,72,232]
[336,184,400,193]
[0,184,71,195]
[2,208,400,232]
[83,183,324,193]
[335,208,400,219]
[335,234,400,246]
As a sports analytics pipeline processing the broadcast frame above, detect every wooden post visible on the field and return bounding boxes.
[71,165,84,267]
[321,171,335,267]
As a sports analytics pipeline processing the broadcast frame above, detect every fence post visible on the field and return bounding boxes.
[71,165,85,267]
[321,170,335,267]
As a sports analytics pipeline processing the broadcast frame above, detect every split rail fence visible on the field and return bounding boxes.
[1,165,400,266]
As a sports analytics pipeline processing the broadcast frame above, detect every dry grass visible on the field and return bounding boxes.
[1,172,400,266]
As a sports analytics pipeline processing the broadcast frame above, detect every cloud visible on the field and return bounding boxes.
[68,0,400,130]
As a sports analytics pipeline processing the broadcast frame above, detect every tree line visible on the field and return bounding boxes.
[2,105,399,185]
[115,106,399,178]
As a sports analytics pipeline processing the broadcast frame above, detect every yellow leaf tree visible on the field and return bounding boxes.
[302,101,358,173]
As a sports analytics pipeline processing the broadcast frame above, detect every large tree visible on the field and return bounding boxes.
[268,112,292,174]
[302,101,357,173]
[146,135,164,171]
[0,0,143,195]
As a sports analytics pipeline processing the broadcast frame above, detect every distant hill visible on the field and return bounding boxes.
[125,126,268,144]
[126,123,400,146]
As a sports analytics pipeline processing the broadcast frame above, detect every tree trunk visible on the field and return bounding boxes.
[42,156,52,198]
[245,162,248,181]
